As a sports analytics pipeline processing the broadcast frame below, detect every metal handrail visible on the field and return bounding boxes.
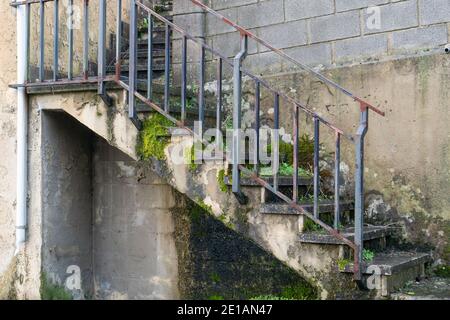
[10,0,378,281]
[190,0,385,117]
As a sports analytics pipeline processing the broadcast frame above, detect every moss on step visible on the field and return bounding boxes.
[217,169,229,193]
[40,273,72,300]
[137,113,173,161]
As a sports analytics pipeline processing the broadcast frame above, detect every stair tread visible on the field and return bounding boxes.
[224,176,313,187]
[261,200,354,215]
[341,251,431,276]
[299,225,393,245]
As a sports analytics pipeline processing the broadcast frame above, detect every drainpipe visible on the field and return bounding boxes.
[15,0,28,255]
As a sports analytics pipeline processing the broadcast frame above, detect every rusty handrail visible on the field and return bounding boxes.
[190,0,385,117]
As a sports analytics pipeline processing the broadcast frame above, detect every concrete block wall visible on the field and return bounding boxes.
[172,0,450,74]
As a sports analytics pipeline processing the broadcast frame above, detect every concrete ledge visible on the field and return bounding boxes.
[342,251,431,276]
[261,200,354,216]
[299,226,393,245]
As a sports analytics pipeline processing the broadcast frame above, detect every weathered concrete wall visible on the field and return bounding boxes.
[92,137,180,300]
[41,111,94,299]
[0,2,19,299]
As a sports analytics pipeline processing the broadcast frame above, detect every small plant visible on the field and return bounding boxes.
[250,295,293,300]
[40,274,72,300]
[137,113,173,161]
[362,249,375,262]
[303,218,323,232]
[217,169,229,193]
[337,258,351,271]
[209,295,224,300]
[434,265,450,278]
[210,273,221,283]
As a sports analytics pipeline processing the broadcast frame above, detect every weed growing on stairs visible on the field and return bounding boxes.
[137,113,173,161]
[337,258,351,272]
[40,273,72,300]
[217,169,229,193]
[363,249,375,262]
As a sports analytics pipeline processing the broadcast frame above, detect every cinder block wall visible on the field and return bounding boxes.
[173,0,450,73]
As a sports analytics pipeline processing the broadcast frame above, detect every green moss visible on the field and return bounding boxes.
[250,295,293,300]
[337,259,351,272]
[209,295,225,300]
[363,249,375,262]
[434,265,450,278]
[210,272,221,283]
[281,284,316,300]
[185,144,200,171]
[217,169,229,193]
[303,218,323,232]
[137,113,173,161]
[40,273,72,300]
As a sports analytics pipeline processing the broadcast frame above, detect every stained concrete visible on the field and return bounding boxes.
[41,111,94,299]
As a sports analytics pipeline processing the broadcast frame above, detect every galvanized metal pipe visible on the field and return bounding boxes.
[313,116,320,218]
[198,46,205,123]
[354,107,369,280]
[254,81,261,174]
[334,132,341,230]
[129,0,137,119]
[147,13,153,100]
[181,35,187,123]
[15,0,29,254]
[216,57,223,150]
[164,23,171,112]
[39,0,45,81]
[98,0,107,95]
[293,105,299,202]
[68,0,73,80]
[53,0,59,81]
[82,0,89,80]
[273,93,280,192]
[232,35,248,195]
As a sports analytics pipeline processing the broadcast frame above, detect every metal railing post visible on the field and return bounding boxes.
[354,105,369,281]
[53,0,59,81]
[129,0,137,120]
[232,34,248,203]
[115,0,122,81]
[82,0,89,80]
[98,0,107,95]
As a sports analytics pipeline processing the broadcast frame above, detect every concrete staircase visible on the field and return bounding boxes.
[23,0,433,299]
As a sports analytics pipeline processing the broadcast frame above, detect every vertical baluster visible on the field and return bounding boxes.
[334,132,341,230]
[181,35,187,124]
[39,0,45,81]
[115,0,122,80]
[98,0,107,94]
[232,35,248,200]
[53,0,59,81]
[313,116,320,219]
[68,0,73,80]
[293,105,299,202]
[83,0,89,80]
[147,14,153,100]
[198,46,205,124]
[25,2,31,82]
[129,0,137,119]
[254,81,261,174]
[354,105,369,281]
[273,93,280,192]
[164,23,171,112]
[216,57,223,151]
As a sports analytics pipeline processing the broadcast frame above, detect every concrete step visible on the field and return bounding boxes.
[299,225,393,245]
[224,176,313,187]
[260,200,354,216]
[340,251,432,297]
